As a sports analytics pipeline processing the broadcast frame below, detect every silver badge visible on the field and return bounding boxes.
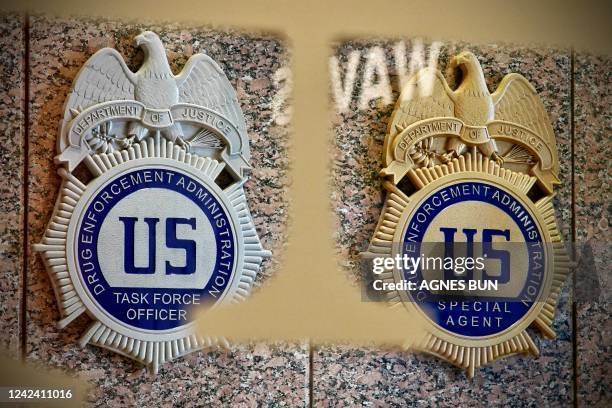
[34,31,270,373]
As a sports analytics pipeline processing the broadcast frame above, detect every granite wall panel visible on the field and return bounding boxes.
[0,13,25,357]
[319,40,574,406]
[574,53,611,408]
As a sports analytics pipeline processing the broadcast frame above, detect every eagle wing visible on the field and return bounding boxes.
[492,73,558,173]
[384,67,455,165]
[388,67,455,134]
[176,54,248,157]
[59,48,136,151]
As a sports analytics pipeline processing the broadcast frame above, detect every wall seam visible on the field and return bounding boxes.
[570,48,578,408]
[308,342,314,407]
[19,12,30,362]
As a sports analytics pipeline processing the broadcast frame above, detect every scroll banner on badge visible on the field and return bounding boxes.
[56,100,250,178]
[487,120,559,194]
[381,117,559,193]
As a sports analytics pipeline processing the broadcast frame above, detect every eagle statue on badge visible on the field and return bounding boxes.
[35,31,270,373]
[366,51,570,377]
[58,31,247,156]
[382,51,560,194]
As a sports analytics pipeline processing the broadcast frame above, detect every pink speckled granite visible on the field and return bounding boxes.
[323,39,573,406]
[0,13,24,357]
[574,53,611,407]
[26,15,305,406]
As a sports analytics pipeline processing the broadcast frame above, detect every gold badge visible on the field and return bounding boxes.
[365,52,570,376]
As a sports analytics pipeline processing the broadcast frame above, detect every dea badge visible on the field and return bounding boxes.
[365,52,570,376]
[34,31,270,373]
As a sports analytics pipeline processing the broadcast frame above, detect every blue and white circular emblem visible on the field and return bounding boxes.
[57,153,259,348]
[75,167,236,331]
[398,180,547,338]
